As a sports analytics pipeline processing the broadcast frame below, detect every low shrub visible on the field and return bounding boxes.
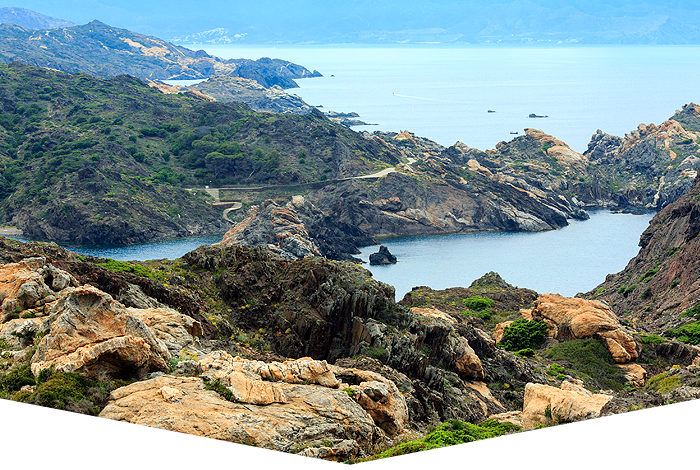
[462,296,494,311]
[664,321,700,345]
[498,319,549,351]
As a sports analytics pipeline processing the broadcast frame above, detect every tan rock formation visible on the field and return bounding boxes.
[528,293,638,363]
[522,379,613,430]
[335,368,409,436]
[198,351,340,406]
[618,363,647,388]
[493,320,514,343]
[488,410,523,427]
[0,257,77,322]
[30,285,172,377]
[127,307,203,355]
[99,374,382,461]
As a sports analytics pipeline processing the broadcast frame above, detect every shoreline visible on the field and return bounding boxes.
[0,227,23,236]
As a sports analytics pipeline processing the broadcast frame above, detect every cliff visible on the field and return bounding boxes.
[584,172,700,338]
[0,20,320,87]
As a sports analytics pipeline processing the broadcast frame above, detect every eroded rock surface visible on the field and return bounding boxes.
[525,293,638,363]
[522,379,613,430]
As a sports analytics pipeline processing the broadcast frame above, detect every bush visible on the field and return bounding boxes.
[0,365,36,393]
[498,319,549,351]
[462,296,494,311]
[664,321,700,345]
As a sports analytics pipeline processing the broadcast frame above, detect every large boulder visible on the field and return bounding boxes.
[98,374,383,461]
[369,245,397,265]
[522,379,613,430]
[30,285,177,377]
[525,293,638,363]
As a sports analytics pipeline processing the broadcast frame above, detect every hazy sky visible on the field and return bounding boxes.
[7,0,700,43]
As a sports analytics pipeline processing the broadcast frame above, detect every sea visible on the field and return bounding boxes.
[14,45,698,296]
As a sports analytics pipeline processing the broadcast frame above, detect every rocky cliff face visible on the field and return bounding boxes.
[580,104,700,209]
[584,172,700,335]
[188,76,313,114]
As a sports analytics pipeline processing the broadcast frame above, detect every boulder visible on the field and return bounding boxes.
[30,285,172,377]
[0,257,77,322]
[333,367,409,436]
[525,293,638,363]
[99,374,382,461]
[369,245,397,265]
[617,363,647,388]
[522,379,613,430]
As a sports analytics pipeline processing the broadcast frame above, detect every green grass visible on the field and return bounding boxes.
[95,258,160,279]
[664,321,700,345]
[543,338,627,391]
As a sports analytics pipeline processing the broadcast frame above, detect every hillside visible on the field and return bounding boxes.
[0,20,321,87]
[0,63,395,246]
[584,172,700,340]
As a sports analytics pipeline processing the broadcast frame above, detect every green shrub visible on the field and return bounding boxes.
[639,268,659,283]
[95,259,157,279]
[344,387,356,398]
[543,339,627,391]
[680,303,700,319]
[0,365,36,393]
[646,372,682,394]
[28,370,88,410]
[546,363,565,375]
[515,348,535,357]
[362,346,388,360]
[462,296,494,311]
[664,321,700,345]
[639,334,666,344]
[498,319,549,351]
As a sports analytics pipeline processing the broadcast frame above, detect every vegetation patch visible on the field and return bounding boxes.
[498,319,549,351]
[646,371,682,395]
[638,333,666,344]
[543,338,627,391]
[95,259,160,279]
[664,321,700,345]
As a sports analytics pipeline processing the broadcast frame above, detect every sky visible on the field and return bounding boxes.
[6,0,700,43]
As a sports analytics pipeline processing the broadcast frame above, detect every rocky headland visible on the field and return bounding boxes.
[2,224,699,461]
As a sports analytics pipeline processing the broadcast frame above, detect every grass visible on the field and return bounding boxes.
[543,338,627,391]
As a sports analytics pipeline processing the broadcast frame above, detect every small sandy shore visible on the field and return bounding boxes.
[0,227,23,236]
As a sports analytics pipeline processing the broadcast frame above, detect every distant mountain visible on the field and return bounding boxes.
[0,6,74,30]
[0,20,321,87]
[18,0,700,44]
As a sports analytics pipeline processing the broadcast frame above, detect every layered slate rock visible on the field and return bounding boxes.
[524,293,638,363]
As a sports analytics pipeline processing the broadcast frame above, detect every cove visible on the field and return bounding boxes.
[357,210,655,299]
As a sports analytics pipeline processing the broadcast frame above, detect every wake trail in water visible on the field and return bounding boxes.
[392,92,472,105]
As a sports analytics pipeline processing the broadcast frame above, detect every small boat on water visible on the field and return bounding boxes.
[510,131,518,134]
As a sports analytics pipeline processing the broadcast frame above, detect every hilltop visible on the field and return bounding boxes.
[0,7,74,30]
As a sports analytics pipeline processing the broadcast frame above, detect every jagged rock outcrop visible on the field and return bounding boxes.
[524,293,638,363]
[219,196,376,261]
[219,198,323,259]
[580,104,700,209]
[369,246,397,265]
[188,76,313,113]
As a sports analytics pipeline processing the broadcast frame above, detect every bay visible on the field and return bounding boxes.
[191,44,700,153]
[6,235,224,262]
[357,210,654,299]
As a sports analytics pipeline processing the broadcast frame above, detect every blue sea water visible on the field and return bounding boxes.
[193,44,700,152]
